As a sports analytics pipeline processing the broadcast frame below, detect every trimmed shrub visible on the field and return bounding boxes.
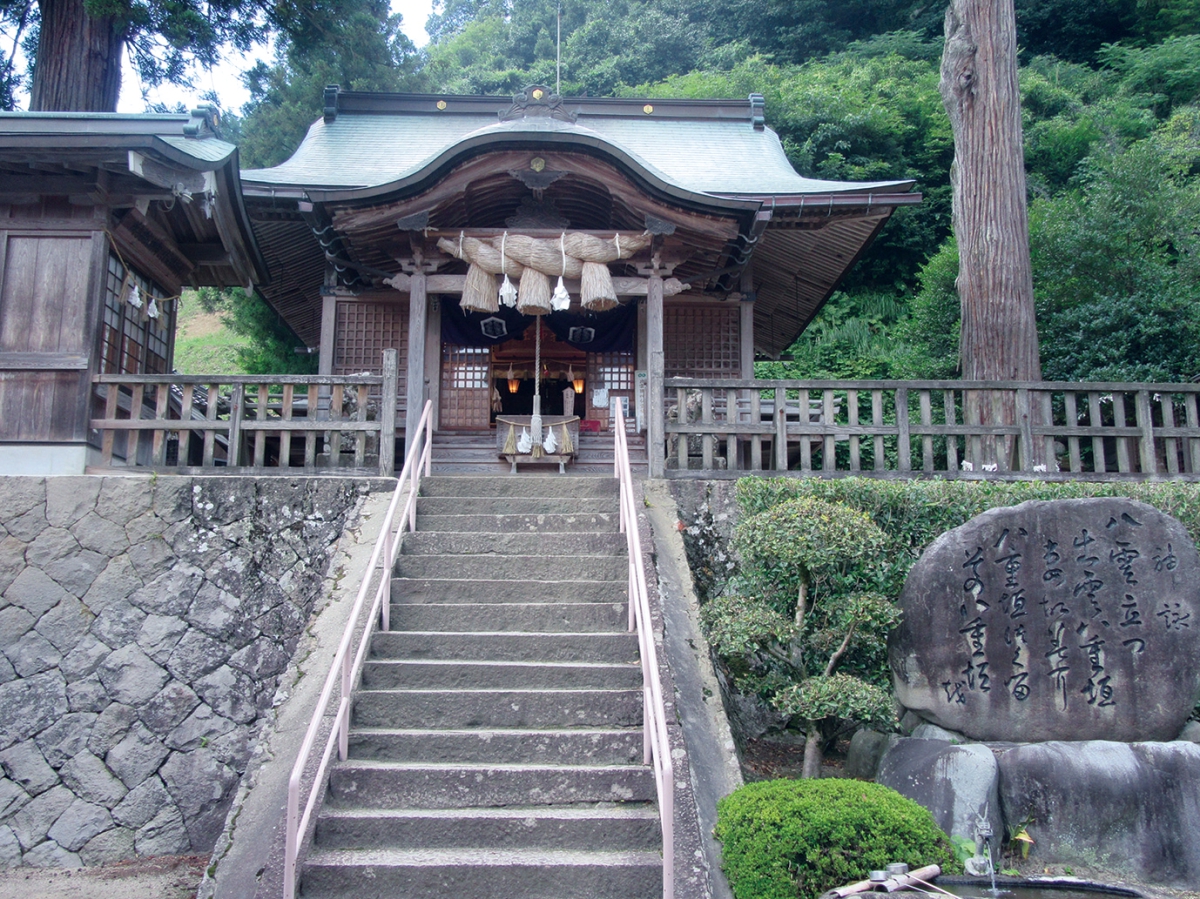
[716,778,960,899]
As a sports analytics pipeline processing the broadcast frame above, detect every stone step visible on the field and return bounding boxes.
[352,688,643,729]
[417,496,616,516]
[395,554,627,581]
[415,511,620,533]
[346,727,644,765]
[386,602,626,633]
[371,630,638,663]
[418,476,619,499]
[325,761,658,809]
[401,531,626,556]
[299,846,662,899]
[391,577,625,604]
[361,658,641,691]
[313,804,660,851]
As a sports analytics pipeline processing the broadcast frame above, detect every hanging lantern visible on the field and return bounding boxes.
[569,365,584,394]
[507,365,520,394]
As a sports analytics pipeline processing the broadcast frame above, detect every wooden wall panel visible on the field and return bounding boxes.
[0,371,89,441]
[0,235,93,354]
[335,300,408,416]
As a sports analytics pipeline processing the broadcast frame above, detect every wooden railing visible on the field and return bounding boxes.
[662,378,1200,480]
[90,350,399,476]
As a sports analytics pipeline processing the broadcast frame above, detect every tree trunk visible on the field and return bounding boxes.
[940,0,1040,384]
[30,0,125,112]
[801,721,824,778]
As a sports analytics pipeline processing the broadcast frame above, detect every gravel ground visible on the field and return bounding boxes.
[0,856,205,899]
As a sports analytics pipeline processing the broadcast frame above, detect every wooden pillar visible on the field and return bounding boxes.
[739,265,756,379]
[318,292,337,377]
[405,272,427,440]
[647,274,665,477]
[423,295,442,431]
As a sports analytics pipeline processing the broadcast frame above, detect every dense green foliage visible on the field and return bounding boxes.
[716,779,959,899]
[195,287,317,375]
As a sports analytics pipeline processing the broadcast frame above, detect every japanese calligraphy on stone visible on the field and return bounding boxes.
[890,499,1200,742]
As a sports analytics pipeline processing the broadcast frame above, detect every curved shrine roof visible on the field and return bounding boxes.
[240,90,912,202]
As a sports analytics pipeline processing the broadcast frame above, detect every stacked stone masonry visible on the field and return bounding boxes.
[0,476,372,869]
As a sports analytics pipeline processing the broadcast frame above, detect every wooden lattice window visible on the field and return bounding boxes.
[335,301,407,376]
[664,304,740,377]
[586,350,635,429]
[440,344,492,429]
[98,253,173,375]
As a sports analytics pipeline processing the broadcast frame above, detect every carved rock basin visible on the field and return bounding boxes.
[890,498,1200,742]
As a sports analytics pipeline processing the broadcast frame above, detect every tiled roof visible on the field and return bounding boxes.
[241,92,910,199]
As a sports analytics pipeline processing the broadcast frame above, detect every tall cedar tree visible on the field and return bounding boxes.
[940,0,1040,384]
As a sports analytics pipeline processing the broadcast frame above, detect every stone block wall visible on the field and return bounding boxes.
[0,476,376,868]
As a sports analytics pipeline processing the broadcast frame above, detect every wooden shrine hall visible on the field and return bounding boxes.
[238,86,918,474]
[0,86,918,476]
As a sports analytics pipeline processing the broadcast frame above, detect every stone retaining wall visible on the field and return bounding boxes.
[0,476,380,868]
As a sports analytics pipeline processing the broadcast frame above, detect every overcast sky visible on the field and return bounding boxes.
[117,0,435,114]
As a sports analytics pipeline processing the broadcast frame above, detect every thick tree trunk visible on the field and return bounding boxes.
[939,0,1040,383]
[30,0,125,111]
[801,722,824,778]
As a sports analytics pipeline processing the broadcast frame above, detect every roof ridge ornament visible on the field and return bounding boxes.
[749,93,765,131]
[500,85,576,124]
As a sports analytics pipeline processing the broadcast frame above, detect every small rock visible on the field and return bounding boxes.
[228,637,291,680]
[91,603,147,646]
[165,630,229,682]
[187,582,243,640]
[44,478,101,529]
[87,703,139,759]
[126,536,174,582]
[844,729,899,780]
[5,630,62,677]
[33,711,96,768]
[128,565,204,618]
[0,605,34,647]
[0,777,29,819]
[136,614,189,665]
[34,597,94,653]
[1177,720,1200,743]
[877,737,1002,846]
[79,825,134,866]
[59,635,112,681]
[80,557,142,616]
[0,536,27,595]
[112,776,171,829]
[58,751,126,808]
[71,512,129,557]
[134,802,190,856]
[0,741,59,796]
[165,703,236,752]
[911,722,966,742]
[25,528,80,569]
[0,671,68,752]
[194,665,262,725]
[106,724,169,790]
[96,644,169,706]
[46,797,113,851]
[66,676,110,713]
[8,784,74,850]
[6,504,48,544]
[140,682,201,736]
[95,480,153,527]
[5,568,69,618]
[21,838,81,868]
[0,824,20,868]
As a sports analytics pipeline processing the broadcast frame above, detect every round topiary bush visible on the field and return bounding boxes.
[715,778,960,899]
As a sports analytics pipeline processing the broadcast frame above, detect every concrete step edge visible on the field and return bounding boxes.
[317,804,660,821]
[303,847,662,866]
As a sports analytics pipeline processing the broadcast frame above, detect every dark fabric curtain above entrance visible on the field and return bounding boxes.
[440,299,636,354]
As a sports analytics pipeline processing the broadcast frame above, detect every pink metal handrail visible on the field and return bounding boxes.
[613,407,674,899]
[282,400,433,899]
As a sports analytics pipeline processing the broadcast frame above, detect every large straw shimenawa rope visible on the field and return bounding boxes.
[437,231,652,313]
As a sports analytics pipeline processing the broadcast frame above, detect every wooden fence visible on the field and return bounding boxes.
[90,350,399,476]
[661,378,1200,480]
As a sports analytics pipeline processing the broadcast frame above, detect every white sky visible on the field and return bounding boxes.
[116,0,434,114]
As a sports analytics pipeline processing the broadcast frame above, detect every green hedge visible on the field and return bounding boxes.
[716,778,960,899]
[734,478,1200,601]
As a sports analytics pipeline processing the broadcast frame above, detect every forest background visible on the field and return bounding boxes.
[7,0,1198,380]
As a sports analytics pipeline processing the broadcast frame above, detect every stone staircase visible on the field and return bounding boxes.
[298,474,663,899]
[429,429,648,475]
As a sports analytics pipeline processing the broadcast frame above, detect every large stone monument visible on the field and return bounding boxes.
[877,498,1200,885]
[890,498,1200,743]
